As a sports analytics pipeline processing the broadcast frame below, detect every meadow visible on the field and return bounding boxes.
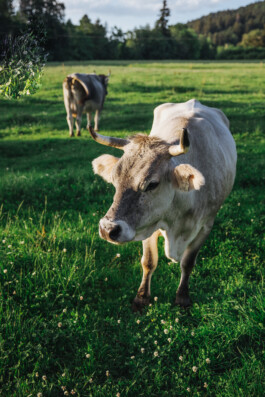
[0,61,264,396]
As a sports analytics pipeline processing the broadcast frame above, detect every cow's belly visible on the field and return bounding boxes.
[83,100,100,112]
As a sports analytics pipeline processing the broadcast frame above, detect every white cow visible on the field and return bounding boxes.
[63,73,110,137]
[89,99,237,310]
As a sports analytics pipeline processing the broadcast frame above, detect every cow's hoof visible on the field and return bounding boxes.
[175,294,192,308]
[69,134,74,137]
[77,131,81,137]
[132,296,149,313]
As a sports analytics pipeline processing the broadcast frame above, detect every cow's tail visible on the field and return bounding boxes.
[64,75,90,117]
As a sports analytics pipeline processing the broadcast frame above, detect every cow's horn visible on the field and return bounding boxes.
[169,128,190,156]
[108,69,111,77]
[89,126,129,149]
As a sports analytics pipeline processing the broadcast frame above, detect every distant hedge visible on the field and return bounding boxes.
[217,46,265,60]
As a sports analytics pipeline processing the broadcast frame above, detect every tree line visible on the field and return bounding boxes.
[1,0,265,61]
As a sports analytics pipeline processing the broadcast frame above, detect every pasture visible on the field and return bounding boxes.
[0,61,264,396]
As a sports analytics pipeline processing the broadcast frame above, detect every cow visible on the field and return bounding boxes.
[89,99,237,311]
[63,72,110,137]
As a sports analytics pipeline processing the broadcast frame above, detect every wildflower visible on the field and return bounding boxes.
[86,354,91,358]
[149,303,152,307]
[61,386,66,391]
[117,319,121,324]
[64,392,69,396]
[167,338,172,343]
[106,370,110,377]
[136,319,140,324]
[141,348,145,353]
[62,373,66,377]
[35,372,39,377]
[251,219,254,222]
[206,358,211,364]
[63,248,67,252]
[116,253,121,257]
[191,331,195,336]
[116,393,121,397]
[204,382,208,388]
[238,202,240,206]
[164,329,169,334]
[192,366,198,373]
[58,322,62,328]
[8,245,12,248]
[105,277,108,281]
[89,378,93,383]
[2,240,6,244]
[32,272,36,276]
[154,296,158,301]
[175,318,179,323]
[131,355,135,359]
[170,325,173,330]
[42,375,47,381]
[154,351,159,357]
[161,320,165,324]
[26,90,30,95]
[187,387,191,392]
[80,296,84,301]
[13,291,16,295]
[37,393,43,397]
[63,308,67,313]
[179,356,183,361]
[93,213,96,216]
[70,391,76,395]
[154,340,158,345]
[20,241,24,244]
[3,269,7,274]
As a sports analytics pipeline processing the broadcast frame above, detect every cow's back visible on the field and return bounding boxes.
[150,99,237,208]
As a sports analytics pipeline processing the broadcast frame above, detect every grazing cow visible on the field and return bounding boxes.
[89,99,237,311]
[63,72,110,137]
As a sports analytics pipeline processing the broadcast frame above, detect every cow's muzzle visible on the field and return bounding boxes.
[99,218,135,244]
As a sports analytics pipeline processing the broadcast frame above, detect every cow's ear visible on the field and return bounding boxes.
[104,76,109,86]
[92,154,119,183]
[171,164,205,191]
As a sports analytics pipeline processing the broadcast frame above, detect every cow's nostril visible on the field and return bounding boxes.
[109,225,121,241]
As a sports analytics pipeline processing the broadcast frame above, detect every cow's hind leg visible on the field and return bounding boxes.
[75,110,82,137]
[86,112,92,129]
[175,223,213,307]
[67,113,74,137]
[132,230,160,312]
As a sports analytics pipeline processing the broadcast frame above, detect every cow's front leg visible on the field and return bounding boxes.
[67,113,74,137]
[132,230,160,312]
[86,112,91,129]
[94,110,100,132]
[175,224,213,307]
[75,112,82,136]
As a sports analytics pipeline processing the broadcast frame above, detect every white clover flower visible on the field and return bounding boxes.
[62,373,66,377]
[154,340,158,345]
[206,358,211,364]
[136,319,140,324]
[105,277,108,281]
[89,378,93,383]
[192,366,198,373]
[154,296,158,301]
[167,338,171,343]
[187,387,191,392]
[141,348,145,353]
[63,248,67,252]
[175,318,179,323]
[8,245,12,248]
[204,382,208,388]
[106,370,110,377]
[63,308,67,313]
[42,375,47,381]
[191,331,195,336]
[35,372,39,377]
[3,269,7,274]
[161,320,165,324]
[179,355,183,361]
[58,322,62,328]
[238,202,240,206]
[149,303,152,307]
[13,291,16,295]
[70,390,76,395]
[116,393,120,397]
[26,90,30,95]
[80,296,84,301]
[131,355,135,359]
[164,329,169,334]
[37,393,43,397]
[61,386,66,391]
[116,253,121,257]
[170,325,173,330]
[117,319,121,324]
[64,391,69,396]
[154,351,159,357]
[86,354,90,358]
[20,241,24,244]
[2,240,6,244]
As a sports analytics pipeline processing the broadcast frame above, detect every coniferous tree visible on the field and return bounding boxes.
[155,0,170,36]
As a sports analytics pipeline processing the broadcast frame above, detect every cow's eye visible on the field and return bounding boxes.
[145,181,160,192]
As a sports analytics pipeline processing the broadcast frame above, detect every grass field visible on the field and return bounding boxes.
[0,61,264,397]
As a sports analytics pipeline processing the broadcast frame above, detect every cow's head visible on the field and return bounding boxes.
[90,127,204,244]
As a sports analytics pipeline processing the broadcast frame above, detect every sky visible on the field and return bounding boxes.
[63,0,259,33]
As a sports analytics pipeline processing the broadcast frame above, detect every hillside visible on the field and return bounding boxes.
[187,1,265,46]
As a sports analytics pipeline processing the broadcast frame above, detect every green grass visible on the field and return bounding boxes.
[0,61,265,396]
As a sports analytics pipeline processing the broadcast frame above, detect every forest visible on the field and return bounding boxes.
[1,0,265,62]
